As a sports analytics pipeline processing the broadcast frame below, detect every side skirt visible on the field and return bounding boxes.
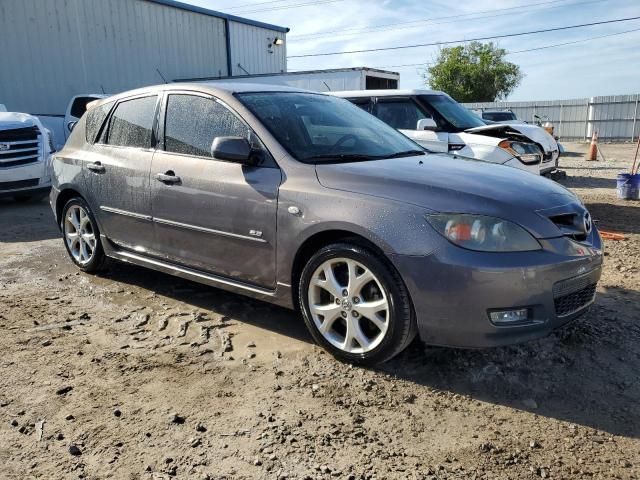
[101,235,294,309]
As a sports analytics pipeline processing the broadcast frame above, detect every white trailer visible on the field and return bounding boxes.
[175,68,400,92]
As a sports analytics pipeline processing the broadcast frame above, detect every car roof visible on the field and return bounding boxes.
[88,82,320,109]
[329,89,442,98]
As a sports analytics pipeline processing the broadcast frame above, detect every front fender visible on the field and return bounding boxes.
[275,185,442,288]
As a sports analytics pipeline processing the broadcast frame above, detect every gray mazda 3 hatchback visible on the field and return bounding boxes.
[50,83,603,365]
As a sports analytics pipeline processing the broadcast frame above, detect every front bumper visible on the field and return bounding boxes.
[390,230,603,348]
[0,159,51,198]
[540,149,559,174]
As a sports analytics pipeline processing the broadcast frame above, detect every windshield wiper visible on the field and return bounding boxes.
[384,149,426,158]
[305,153,386,163]
[307,150,425,163]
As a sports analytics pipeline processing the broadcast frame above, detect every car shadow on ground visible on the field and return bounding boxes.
[586,202,640,234]
[559,176,616,189]
[383,284,640,439]
[0,198,59,243]
[96,262,312,344]
[98,260,639,439]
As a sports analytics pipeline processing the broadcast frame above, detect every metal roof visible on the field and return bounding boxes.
[330,89,442,97]
[146,0,289,32]
[173,67,399,83]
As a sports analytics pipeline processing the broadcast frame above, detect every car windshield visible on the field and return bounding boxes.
[419,94,486,130]
[237,92,425,163]
[483,111,517,122]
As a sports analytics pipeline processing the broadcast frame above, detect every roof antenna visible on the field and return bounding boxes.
[156,68,168,84]
[237,63,251,75]
[100,85,106,94]
[323,81,332,91]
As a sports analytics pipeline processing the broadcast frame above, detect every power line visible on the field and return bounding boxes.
[290,0,589,40]
[287,15,640,58]
[225,0,304,10]
[230,0,342,14]
[367,27,640,70]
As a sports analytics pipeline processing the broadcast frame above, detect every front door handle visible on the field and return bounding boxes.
[87,161,105,173]
[156,171,181,184]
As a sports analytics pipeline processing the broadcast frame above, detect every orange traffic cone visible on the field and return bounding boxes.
[586,131,598,161]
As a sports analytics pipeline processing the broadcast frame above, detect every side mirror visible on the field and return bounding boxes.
[67,121,78,133]
[416,118,437,131]
[211,136,256,165]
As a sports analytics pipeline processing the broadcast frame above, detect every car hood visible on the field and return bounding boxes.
[0,111,38,130]
[315,153,581,239]
[466,123,558,154]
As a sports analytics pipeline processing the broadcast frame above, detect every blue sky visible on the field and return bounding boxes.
[191,0,640,100]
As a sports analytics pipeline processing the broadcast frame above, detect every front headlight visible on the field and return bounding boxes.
[426,214,541,252]
[499,140,542,165]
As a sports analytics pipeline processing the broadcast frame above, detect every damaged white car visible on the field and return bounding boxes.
[0,106,55,202]
[332,90,559,175]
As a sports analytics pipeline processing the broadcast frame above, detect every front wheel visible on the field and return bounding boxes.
[298,243,416,365]
[60,197,108,273]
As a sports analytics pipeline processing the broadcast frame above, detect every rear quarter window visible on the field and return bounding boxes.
[85,101,114,144]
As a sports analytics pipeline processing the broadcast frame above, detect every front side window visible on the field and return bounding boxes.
[374,100,430,131]
[237,92,423,164]
[164,94,252,157]
[106,96,157,148]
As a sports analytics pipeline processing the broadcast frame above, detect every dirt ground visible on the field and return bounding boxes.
[1,142,639,480]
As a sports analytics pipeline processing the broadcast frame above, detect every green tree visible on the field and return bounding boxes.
[425,42,523,102]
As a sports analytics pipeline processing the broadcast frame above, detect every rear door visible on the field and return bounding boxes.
[84,94,159,252]
[373,97,449,152]
[150,92,281,288]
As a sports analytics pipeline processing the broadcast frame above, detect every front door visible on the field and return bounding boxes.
[150,93,281,289]
[84,94,159,252]
[373,97,449,152]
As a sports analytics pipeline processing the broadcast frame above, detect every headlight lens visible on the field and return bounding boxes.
[499,140,542,165]
[426,214,541,252]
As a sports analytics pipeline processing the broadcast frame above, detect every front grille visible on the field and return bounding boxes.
[548,213,587,242]
[0,178,39,191]
[554,283,596,317]
[0,126,42,169]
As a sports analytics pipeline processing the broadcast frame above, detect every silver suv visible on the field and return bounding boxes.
[50,83,602,364]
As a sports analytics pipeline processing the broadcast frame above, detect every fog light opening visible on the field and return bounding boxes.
[489,308,529,326]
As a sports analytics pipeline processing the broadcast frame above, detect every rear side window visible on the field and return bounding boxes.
[70,97,98,119]
[105,96,157,149]
[85,101,114,144]
[374,100,429,130]
[164,94,251,157]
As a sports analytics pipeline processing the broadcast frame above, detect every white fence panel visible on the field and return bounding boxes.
[464,94,640,141]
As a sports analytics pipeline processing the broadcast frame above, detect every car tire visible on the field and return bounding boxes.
[60,197,109,273]
[299,242,416,365]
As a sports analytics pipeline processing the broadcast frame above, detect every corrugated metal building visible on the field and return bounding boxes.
[0,0,288,115]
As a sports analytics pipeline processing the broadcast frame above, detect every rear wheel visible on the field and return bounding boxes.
[299,243,416,365]
[61,197,108,273]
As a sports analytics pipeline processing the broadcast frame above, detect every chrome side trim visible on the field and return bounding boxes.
[116,249,275,296]
[154,217,267,243]
[99,206,152,221]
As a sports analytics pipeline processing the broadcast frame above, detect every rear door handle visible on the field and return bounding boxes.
[156,171,181,184]
[87,161,105,173]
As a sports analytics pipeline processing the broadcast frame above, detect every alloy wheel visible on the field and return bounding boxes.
[308,258,389,354]
[64,205,97,265]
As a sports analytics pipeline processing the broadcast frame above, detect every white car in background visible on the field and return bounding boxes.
[0,106,55,202]
[332,90,559,175]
